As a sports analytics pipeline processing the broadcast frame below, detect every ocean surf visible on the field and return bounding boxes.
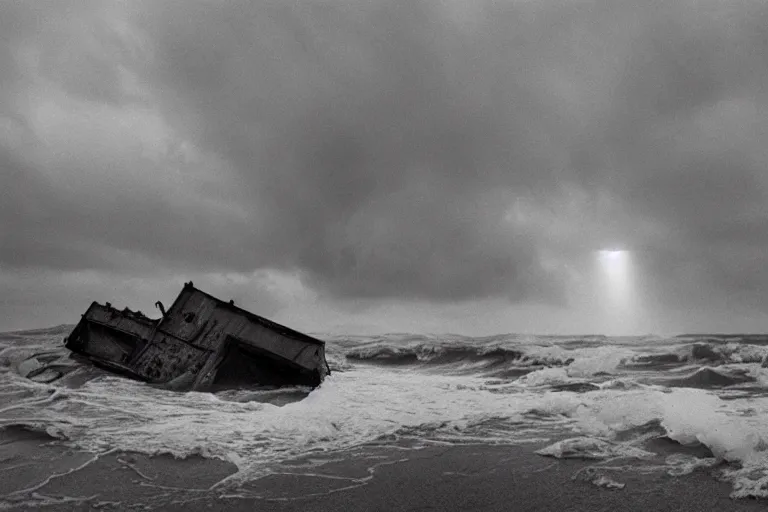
[4,327,768,506]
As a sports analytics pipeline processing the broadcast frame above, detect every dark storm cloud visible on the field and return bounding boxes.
[3,0,768,309]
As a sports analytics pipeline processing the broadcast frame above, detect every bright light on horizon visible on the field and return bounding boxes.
[596,249,636,335]
[601,250,625,258]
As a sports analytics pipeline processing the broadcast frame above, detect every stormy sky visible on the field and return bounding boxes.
[2,0,768,335]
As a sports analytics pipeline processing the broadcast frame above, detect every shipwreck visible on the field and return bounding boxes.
[61,282,330,391]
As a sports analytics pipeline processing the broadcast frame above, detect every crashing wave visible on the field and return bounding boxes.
[687,342,768,365]
[345,343,575,369]
[662,367,755,389]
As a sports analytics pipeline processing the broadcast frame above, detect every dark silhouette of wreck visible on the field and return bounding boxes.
[64,282,329,391]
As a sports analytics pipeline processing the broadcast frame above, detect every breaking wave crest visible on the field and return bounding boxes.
[344,335,768,370]
[346,344,571,367]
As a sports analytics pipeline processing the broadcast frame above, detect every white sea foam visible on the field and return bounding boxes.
[535,436,655,460]
[565,346,634,376]
[664,453,718,476]
[0,365,565,483]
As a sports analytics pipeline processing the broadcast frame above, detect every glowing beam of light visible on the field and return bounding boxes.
[596,250,635,334]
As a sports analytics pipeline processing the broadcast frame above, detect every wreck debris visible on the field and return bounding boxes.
[62,282,329,391]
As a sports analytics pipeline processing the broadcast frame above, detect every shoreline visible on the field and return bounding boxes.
[3,428,768,511]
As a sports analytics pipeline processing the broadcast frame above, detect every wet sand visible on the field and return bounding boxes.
[2,427,767,511]
[212,443,768,512]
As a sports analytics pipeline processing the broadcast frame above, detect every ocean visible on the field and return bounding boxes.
[3,325,768,507]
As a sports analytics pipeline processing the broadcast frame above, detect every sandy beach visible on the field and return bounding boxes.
[3,425,767,512]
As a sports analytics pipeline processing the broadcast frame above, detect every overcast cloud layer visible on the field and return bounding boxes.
[2,0,768,333]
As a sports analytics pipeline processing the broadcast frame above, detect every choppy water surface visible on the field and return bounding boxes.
[4,326,768,504]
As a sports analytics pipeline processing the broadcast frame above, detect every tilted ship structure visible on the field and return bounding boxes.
[58,282,329,391]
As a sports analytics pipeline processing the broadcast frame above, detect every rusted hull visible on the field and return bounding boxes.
[63,283,329,391]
